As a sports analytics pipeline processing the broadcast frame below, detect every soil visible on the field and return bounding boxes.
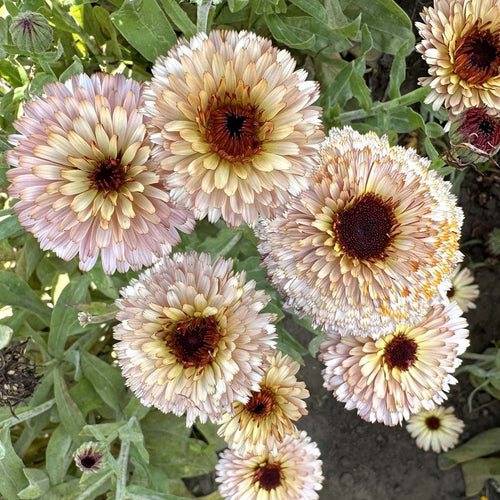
[290,1,500,499]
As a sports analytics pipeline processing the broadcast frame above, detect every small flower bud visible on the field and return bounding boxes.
[74,442,107,473]
[9,11,53,53]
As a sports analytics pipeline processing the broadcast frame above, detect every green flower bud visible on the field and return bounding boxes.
[9,11,53,53]
[74,442,108,473]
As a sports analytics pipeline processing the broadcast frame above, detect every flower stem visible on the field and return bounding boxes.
[338,87,431,123]
[115,439,131,499]
[197,0,212,34]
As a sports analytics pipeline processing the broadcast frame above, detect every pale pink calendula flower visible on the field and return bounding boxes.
[144,30,324,227]
[7,73,195,274]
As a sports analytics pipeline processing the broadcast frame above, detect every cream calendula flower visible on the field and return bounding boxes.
[6,73,195,274]
[113,252,277,426]
[441,265,480,313]
[416,0,500,115]
[216,430,323,500]
[217,351,309,455]
[144,30,324,227]
[259,127,463,339]
[406,406,465,453]
[319,302,469,426]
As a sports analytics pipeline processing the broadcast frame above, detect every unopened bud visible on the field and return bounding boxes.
[9,11,53,53]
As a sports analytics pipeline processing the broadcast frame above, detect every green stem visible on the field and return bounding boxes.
[461,352,496,361]
[197,0,212,34]
[338,87,431,123]
[0,399,55,428]
[115,439,130,499]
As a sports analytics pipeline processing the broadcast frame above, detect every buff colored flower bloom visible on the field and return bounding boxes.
[407,406,465,452]
[416,0,500,115]
[217,351,309,455]
[144,30,324,227]
[113,252,276,427]
[259,127,463,339]
[319,302,469,426]
[442,266,480,313]
[7,73,195,274]
[216,430,323,500]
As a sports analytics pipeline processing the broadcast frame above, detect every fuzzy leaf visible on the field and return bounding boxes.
[0,208,24,239]
[17,468,50,500]
[0,427,28,500]
[462,458,500,497]
[264,14,316,49]
[45,425,73,485]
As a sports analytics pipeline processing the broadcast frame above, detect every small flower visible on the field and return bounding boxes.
[442,266,479,313]
[7,73,195,274]
[216,430,323,500]
[319,302,469,426]
[144,30,324,227]
[416,0,500,115]
[406,406,465,453]
[259,127,463,339]
[113,252,277,427]
[217,351,309,455]
[74,442,107,473]
[9,11,53,53]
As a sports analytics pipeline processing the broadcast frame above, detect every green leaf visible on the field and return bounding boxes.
[350,70,372,110]
[53,368,87,440]
[227,0,249,12]
[383,107,426,134]
[197,227,242,257]
[111,0,177,62]
[0,270,50,326]
[157,0,197,38]
[462,458,500,497]
[17,468,50,500]
[45,426,73,486]
[195,422,226,451]
[388,42,409,99]
[425,122,445,139]
[0,208,24,239]
[15,235,45,283]
[275,324,306,364]
[320,61,353,109]
[264,14,316,50]
[48,274,90,357]
[288,0,327,22]
[0,427,28,500]
[0,325,13,350]
[69,377,103,416]
[308,331,327,357]
[80,421,123,443]
[119,417,149,463]
[438,428,500,470]
[59,55,84,82]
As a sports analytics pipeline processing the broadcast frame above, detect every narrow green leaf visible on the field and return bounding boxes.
[388,42,409,99]
[0,399,55,429]
[88,263,119,299]
[54,368,86,440]
[264,14,316,50]
[17,468,50,500]
[48,274,91,357]
[111,0,177,62]
[80,351,125,412]
[15,235,45,283]
[46,426,73,486]
[288,0,327,22]
[0,270,51,326]
[425,122,445,139]
[197,227,242,257]
[0,426,28,500]
[275,324,306,364]
[383,107,426,134]
[0,208,24,239]
[349,70,372,110]
[227,0,249,12]
[69,377,103,416]
[119,417,149,463]
[157,0,197,37]
[320,62,353,109]
[59,55,84,82]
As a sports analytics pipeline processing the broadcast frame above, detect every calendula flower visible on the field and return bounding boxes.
[406,406,465,452]
[113,252,276,427]
[144,30,324,227]
[442,266,479,313]
[259,127,463,339]
[216,430,323,500]
[416,0,500,115]
[74,442,107,473]
[217,351,309,455]
[7,73,195,274]
[319,302,469,426]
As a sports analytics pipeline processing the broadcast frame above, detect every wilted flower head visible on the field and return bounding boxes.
[216,430,323,500]
[259,127,463,338]
[113,252,277,427]
[441,265,479,313]
[319,302,469,426]
[7,73,195,274]
[217,351,309,455]
[0,339,39,411]
[144,30,324,227]
[9,11,53,53]
[406,406,465,453]
[74,441,107,473]
[416,0,500,115]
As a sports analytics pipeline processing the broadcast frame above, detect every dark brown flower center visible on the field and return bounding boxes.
[383,334,418,371]
[458,108,500,153]
[454,22,500,85]
[88,158,126,195]
[425,416,441,430]
[245,386,276,418]
[253,462,282,491]
[205,104,262,162]
[80,453,98,469]
[167,316,221,368]
[446,286,455,298]
[333,193,396,261]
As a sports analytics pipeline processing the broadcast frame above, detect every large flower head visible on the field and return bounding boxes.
[259,127,463,338]
[406,406,465,453]
[216,430,323,500]
[7,73,195,274]
[144,30,324,227]
[113,252,277,426]
[319,302,469,426]
[416,0,500,115]
[217,351,309,455]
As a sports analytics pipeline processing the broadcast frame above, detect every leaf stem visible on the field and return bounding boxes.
[0,399,55,428]
[338,87,431,123]
[115,439,131,499]
[197,0,212,34]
